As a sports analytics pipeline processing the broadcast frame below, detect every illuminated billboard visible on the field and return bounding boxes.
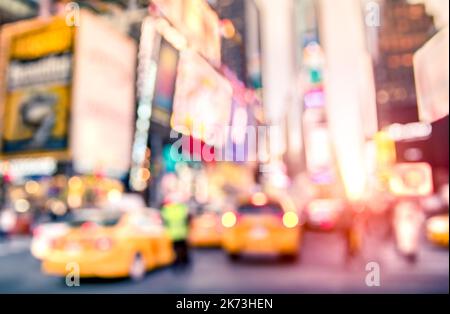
[151,38,180,127]
[171,50,232,146]
[302,108,336,184]
[389,162,433,197]
[0,17,74,159]
[70,11,137,177]
[152,0,221,66]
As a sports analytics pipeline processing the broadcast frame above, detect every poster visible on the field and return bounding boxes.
[0,17,74,158]
[152,0,221,66]
[70,11,137,177]
[171,50,232,146]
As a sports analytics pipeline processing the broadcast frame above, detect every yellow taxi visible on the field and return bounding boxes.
[188,210,223,248]
[41,208,174,280]
[426,214,449,247]
[221,193,301,260]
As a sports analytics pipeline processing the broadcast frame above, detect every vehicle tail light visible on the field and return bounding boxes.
[32,226,42,238]
[81,221,97,230]
[95,237,114,251]
[221,211,237,228]
[282,212,299,228]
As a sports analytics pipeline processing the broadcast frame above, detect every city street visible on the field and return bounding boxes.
[0,0,449,298]
[0,231,447,293]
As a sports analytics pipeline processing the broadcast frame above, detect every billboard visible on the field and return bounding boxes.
[302,107,336,184]
[152,0,221,66]
[0,17,74,159]
[70,11,136,177]
[389,162,433,197]
[151,38,180,127]
[171,50,232,146]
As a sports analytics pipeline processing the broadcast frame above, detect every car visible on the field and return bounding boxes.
[304,198,349,231]
[41,208,175,280]
[188,210,223,248]
[221,192,301,261]
[303,198,362,256]
[0,208,33,237]
[426,214,449,247]
[31,221,70,259]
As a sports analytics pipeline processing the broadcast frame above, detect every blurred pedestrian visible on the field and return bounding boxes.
[161,201,190,271]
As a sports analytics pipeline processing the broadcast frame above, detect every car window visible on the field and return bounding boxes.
[68,212,122,227]
[238,203,283,215]
[130,212,162,228]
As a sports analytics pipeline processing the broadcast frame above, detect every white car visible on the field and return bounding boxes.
[31,222,69,259]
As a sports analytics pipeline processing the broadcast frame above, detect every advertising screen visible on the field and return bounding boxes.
[171,50,232,146]
[70,11,136,177]
[152,0,221,66]
[0,17,74,158]
[302,108,336,184]
[151,38,180,127]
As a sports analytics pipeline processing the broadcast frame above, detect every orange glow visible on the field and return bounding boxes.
[139,168,151,182]
[68,176,83,190]
[25,180,40,194]
[251,192,268,206]
[67,195,82,208]
[221,19,236,39]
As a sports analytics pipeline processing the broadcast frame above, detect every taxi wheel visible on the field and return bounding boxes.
[129,253,146,281]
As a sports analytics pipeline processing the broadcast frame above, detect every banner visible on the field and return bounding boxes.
[70,11,136,177]
[152,0,221,66]
[0,17,74,159]
[172,50,232,147]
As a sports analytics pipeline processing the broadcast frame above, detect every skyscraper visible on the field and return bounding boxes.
[373,0,436,129]
[209,0,249,84]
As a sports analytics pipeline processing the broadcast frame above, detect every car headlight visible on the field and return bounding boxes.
[283,212,299,228]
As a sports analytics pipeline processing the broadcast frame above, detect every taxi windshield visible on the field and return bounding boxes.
[68,211,123,227]
[238,203,283,215]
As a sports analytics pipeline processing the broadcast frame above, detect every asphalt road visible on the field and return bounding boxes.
[0,231,448,293]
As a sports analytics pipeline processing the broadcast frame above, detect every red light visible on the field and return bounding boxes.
[81,222,97,230]
[32,226,42,238]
